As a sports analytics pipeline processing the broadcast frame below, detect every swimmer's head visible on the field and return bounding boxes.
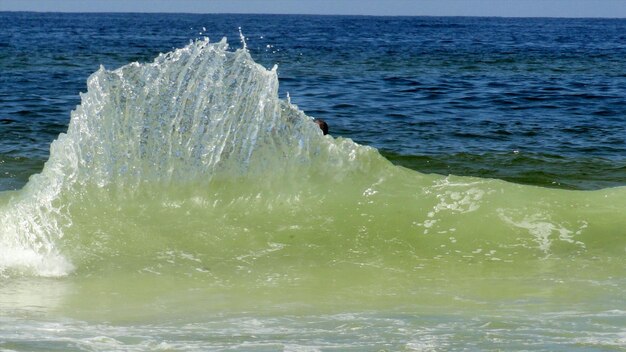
[314,119,329,135]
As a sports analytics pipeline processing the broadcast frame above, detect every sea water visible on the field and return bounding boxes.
[0,13,625,351]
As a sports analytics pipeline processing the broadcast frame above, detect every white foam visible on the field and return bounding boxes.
[0,245,73,277]
[497,210,587,254]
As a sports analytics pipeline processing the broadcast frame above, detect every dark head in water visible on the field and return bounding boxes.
[314,119,329,135]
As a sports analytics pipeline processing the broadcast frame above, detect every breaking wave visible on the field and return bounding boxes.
[1,38,624,280]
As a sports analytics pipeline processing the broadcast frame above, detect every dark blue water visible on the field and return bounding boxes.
[1,12,626,190]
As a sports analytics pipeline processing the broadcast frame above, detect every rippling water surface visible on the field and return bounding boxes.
[2,13,626,190]
[0,12,625,352]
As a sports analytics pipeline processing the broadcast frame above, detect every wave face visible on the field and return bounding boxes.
[0,38,625,288]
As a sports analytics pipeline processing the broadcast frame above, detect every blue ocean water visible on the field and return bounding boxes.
[1,13,626,351]
[1,13,625,191]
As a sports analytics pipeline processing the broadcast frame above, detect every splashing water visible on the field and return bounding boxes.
[0,39,624,327]
[0,37,387,277]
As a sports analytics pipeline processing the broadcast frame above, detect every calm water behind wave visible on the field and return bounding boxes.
[1,12,625,190]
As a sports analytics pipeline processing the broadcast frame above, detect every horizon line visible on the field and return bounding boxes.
[2,10,625,20]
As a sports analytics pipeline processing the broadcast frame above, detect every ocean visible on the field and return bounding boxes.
[0,12,625,351]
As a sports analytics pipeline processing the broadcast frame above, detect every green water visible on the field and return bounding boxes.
[1,38,624,351]
[3,161,624,350]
